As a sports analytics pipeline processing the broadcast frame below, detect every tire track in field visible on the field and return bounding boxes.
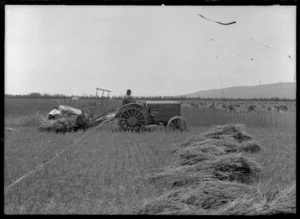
[4,117,115,194]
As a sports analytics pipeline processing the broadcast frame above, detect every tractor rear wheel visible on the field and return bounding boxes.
[167,116,187,131]
[118,106,147,131]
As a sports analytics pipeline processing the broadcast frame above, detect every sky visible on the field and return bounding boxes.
[5,5,296,97]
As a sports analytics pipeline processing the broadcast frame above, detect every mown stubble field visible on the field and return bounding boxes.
[4,98,296,214]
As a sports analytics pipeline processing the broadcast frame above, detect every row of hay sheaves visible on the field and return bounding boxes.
[132,124,295,215]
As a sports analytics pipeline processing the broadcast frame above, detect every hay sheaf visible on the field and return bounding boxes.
[38,116,83,133]
[171,124,261,169]
[173,139,226,154]
[264,182,296,214]
[212,139,261,153]
[148,154,261,189]
[203,124,253,142]
[173,140,261,167]
[165,181,257,210]
[172,124,260,156]
[147,166,212,190]
[174,140,261,164]
[215,182,296,215]
[240,141,261,153]
[179,151,217,166]
[198,154,261,184]
[134,181,258,215]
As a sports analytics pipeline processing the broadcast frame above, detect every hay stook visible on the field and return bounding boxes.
[135,124,281,215]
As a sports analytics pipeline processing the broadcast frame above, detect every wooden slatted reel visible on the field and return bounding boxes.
[96,88,111,105]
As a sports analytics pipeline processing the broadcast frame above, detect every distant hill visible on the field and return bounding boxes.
[183,82,296,99]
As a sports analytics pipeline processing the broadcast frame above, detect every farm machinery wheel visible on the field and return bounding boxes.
[117,104,147,132]
[167,116,187,131]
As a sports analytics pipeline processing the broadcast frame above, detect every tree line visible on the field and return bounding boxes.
[4,93,295,102]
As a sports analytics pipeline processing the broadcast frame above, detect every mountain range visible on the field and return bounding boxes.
[183,82,296,99]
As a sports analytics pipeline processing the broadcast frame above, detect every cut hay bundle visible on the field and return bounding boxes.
[147,164,212,190]
[148,154,261,189]
[247,105,256,112]
[239,141,261,153]
[173,139,261,167]
[38,116,79,133]
[175,141,227,155]
[172,124,254,152]
[171,138,227,155]
[227,104,236,112]
[275,104,289,112]
[267,106,273,111]
[192,154,261,184]
[134,181,258,215]
[174,144,225,166]
[264,182,296,214]
[174,139,260,159]
[178,151,217,166]
[215,182,296,215]
[189,143,227,155]
[246,182,296,215]
[172,125,260,166]
[211,139,261,154]
[203,124,253,142]
[165,181,257,210]
[208,103,216,110]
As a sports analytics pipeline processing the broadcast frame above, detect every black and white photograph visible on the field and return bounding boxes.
[4,3,296,215]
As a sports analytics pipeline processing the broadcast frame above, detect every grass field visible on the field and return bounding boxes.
[4,98,296,214]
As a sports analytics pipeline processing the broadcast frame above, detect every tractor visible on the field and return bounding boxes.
[44,99,187,133]
[114,100,187,131]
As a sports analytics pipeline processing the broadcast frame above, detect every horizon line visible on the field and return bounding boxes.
[5,81,295,97]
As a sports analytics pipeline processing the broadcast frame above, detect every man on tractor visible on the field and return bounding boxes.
[122,89,136,105]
